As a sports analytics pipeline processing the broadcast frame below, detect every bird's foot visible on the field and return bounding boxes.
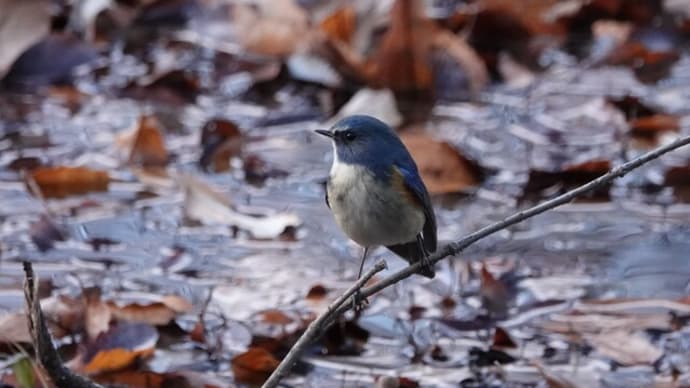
[352,291,369,312]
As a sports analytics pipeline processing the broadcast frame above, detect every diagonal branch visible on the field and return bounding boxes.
[262,260,387,388]
[263,134,690,387]
[23,262,104,388]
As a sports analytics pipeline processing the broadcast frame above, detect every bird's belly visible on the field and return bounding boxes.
[327,164,425,247]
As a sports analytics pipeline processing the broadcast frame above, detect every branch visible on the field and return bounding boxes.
[262,260,387,388]
[23,262,104,388]
[356,134,690,300]
[262,134,690,386]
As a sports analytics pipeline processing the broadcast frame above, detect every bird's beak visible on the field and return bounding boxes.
[314,129,334,139]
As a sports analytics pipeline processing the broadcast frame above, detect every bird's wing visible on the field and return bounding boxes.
[393,165,437,253]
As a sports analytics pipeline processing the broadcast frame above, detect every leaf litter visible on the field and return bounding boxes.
[1,0,690,386]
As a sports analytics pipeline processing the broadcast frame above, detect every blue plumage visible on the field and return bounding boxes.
[316,115,437,278]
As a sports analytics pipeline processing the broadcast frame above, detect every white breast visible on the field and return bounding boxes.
[327,156,425,248]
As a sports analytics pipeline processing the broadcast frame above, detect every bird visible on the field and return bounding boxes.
[315,115,437,281]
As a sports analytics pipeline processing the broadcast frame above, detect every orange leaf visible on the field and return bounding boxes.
[83,347,154,374]
[231,347,280,385]
[128,115,168,168]
[630,114,679,135]
[320,6,356,44]
[82,323,158,374]
[367,0,434,94]
[30,166,109,198]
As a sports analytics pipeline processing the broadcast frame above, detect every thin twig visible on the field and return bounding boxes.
[23,262,104,388]
[355,134,690,300]
[262,260,387,388]
[263,134,690,387]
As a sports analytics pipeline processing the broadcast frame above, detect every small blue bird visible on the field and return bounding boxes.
[315,115,437,279]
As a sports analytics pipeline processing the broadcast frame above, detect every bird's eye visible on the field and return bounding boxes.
[344,131,356,141]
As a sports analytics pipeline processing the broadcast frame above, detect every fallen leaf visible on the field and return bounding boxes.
[242,154,289,186]
[231,347,280,385]
[480,264,510,316]
[0,0,51,78]
[305,284,328,300]
[400,131,482,194]
[199,118,243,173]
[181,176,300,239]
[233,0,309,57]
[630,114,679,136]
[128,115,169,168]
[123,69,200,106]
[82,322,158,374]
[95,370,228,388]
[366,0,434,95]
[108,294,193,326]
[320,6,356,44]
[586,330,662,365]
[461,0,564,72]
[492,327,517,349]
[84,287,112,341]
[30,166,109,198]
[0,312,32,344]
[431,30,489,95]
[259,309,294,326]
[606,41,680,83]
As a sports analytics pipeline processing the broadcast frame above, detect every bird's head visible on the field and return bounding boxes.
[315,115,404,167]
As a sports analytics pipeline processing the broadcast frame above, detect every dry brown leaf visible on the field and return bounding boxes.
[233,0,309,57]
[199,118,243,173]
[586,330,662,366]
[479,263,510,316]
[128,115,169,168]
[606,41,680,83]
[84,287,112,341]
[492,327,517,349]
[231,347,280,385]
[400,131,482,194]
[0,313,32,344]
[306,284,328,300]
[108,295,192,326]
[30,166,109,198]
[320,6,356,44]
[432,30,489,94]
[630,114,679,135]
[366,0,434,94]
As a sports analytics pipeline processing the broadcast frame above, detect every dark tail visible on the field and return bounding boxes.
[386,237,435,278]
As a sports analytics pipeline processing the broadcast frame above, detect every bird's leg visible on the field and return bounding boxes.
[353,247,369,311]
[417,234,433,272]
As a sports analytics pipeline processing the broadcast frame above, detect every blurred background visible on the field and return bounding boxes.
[2,0,690,386]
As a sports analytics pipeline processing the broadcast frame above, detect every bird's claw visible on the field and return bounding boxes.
[352,291,369,312]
